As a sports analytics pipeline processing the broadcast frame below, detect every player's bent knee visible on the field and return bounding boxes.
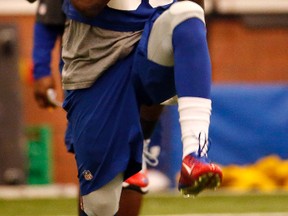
[147,1,205,66]
[84,198,115,216]
[169,1,205,24]
[82,173,123,216]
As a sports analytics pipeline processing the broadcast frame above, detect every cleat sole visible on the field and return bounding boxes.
[179,172,222,197]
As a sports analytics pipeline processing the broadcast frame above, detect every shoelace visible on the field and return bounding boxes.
[197,131,211,158]
[142,139,160,170]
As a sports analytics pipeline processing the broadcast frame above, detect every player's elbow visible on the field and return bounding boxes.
[71,0,108,17]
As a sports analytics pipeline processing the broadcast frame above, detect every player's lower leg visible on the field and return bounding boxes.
[172,9,223,196]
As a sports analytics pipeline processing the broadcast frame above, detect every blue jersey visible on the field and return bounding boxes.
[63,0,175,31]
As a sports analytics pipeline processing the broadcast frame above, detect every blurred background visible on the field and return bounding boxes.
[0,0,288,196]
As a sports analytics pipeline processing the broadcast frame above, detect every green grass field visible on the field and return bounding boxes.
[1,190,288,215]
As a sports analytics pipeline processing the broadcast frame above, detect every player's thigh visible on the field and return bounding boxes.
[63,56,143,196]
[132,9,175,104]
[132,1,206,104]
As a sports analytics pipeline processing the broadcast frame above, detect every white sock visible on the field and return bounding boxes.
[178,97,211,158]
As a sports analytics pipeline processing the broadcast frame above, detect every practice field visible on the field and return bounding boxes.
[1,190,288,216]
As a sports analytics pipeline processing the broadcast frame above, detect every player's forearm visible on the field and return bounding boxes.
[71,0,110,17]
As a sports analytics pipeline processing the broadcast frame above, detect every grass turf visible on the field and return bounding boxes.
[141,191,288,215]
[1,191,288,215]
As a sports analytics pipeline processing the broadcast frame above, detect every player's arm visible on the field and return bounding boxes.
[71,0,110,17]
[32,22,60,108]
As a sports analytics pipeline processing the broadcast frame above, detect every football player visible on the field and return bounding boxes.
[28,0,164,215]
[61,0,223,215]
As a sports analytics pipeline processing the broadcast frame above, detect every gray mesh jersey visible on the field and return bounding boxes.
[36,0,66,25]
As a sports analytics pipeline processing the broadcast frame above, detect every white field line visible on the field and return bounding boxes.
[0,184,78,199]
